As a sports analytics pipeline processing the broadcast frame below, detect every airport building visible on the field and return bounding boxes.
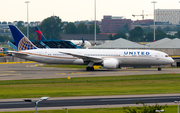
[101,15,131,33]
[155,9,180,24]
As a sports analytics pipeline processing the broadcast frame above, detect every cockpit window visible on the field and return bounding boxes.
[165,55,169,57]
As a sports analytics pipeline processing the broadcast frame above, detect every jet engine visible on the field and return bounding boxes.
[102,59,120,69]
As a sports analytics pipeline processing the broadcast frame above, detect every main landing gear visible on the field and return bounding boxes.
[158,67,162,71]
[86,61,94,71]
[86,66,94,71]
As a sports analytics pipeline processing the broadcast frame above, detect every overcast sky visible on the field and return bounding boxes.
[1,0,180,22]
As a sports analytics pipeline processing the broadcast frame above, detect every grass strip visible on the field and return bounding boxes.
[0,74,180,99]
[1,105,178,113]
[0,74,180,85]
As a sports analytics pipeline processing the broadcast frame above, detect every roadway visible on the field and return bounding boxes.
[0,94,180,111]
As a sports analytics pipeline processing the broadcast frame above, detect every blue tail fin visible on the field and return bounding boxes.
[9,25,37,51]
[35,26,46,41]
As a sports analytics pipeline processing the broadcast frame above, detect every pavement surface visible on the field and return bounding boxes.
[0,62,180,80]
[0,94,180,112]
[0,62,180,112]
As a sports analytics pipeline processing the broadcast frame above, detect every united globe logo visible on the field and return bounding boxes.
[18,37,37,50]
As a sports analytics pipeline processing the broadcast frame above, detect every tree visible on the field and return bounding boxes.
[123,101,168,113]
[129,26,144,42]
[109,34,113,40]
[119,23,129,33]
[144,32,154,42]
[19,26,27,36]
[2,21,7,24]
[143,27,153,33]
[77,23,88,34]
[64,22,78,34]
[155,29,166,41]
[166,34,176,39]
[8,22,12,25]
[89,24,101,34]
[0,35,12,42]
[119,28,127,34]
[29,27,37,40]
[18,26,37,40]
[39,16,63,39]
[163,26,171,32]
[157,26,163,31]
[17,21,24,27]
[175,31,180,38]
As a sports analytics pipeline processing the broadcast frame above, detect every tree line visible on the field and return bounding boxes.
[1,15,180,42]
[110,24,180,42]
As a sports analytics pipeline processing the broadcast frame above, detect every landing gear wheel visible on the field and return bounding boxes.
[90,67,94,71]
[86,67,94,71]
[158,67,161,71]
[86,67,90,71]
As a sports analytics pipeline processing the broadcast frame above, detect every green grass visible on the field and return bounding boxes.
[1,105,178,113]
[0,74,180,99]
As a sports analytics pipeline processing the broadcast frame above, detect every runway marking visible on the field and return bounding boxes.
[0,71,21,76]
[56,72,91,75]
[0,71,16,73]
[0,61,35,64]
[0,73,21,76]
[26,64,44,67]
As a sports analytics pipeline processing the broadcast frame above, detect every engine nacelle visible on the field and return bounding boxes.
[103,59,120,69]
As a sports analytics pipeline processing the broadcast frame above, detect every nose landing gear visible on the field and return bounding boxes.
[158,67,161,71]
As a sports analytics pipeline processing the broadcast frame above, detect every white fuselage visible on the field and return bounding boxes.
[68,40,91,48]
[14,49,174,66]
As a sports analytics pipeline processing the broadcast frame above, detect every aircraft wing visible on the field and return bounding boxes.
[59,51,102,63]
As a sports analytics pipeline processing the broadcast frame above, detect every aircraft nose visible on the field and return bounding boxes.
[169,57,174,63]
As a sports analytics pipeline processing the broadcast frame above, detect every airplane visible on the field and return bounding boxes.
[68,38,92,48]
[9,25,174,71]
[35,26,92,48]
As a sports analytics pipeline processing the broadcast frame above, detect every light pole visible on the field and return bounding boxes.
[94,0,96,46]
[24,97,49,113]
[155,109,165,113]
[25,1,30,38]
[175,101,180,113]
[63,108,68,113]
[151,1,157,42]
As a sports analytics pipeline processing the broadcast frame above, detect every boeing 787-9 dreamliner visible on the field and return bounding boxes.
[9,25,174,71]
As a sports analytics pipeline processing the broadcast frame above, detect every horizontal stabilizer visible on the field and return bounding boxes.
[8,51,28,57]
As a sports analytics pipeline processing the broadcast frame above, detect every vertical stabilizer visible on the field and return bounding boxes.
[9,25,37,51]
[35,26,46,41]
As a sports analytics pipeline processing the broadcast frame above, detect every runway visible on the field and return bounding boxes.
[0,94,180,111]
[0,63,180,80]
